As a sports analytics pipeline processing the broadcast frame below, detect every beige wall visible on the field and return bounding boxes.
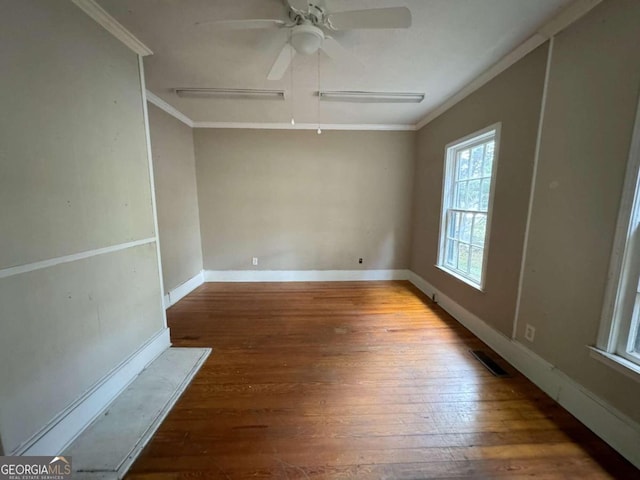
[516,0,640,422]
[0,1,164,453]
[410,43,548,335]
[194,129,415,271]
[148,103,203,292]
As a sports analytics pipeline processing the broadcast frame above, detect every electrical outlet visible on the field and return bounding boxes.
[252,257,258,266]
[524,324,536,342]
[358,258,363,264]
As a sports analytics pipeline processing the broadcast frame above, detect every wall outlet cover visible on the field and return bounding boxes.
[524,324,536,342]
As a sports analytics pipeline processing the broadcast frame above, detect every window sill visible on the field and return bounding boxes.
[588,346,640,383]
[434,264,485,292]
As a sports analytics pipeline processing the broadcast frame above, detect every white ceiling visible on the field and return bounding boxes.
[98,0,570,126]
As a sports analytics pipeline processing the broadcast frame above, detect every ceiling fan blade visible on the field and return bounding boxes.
[321,36,363,71]
[267,43,296,80]
[326,7,412,30]
[196,19,286,30]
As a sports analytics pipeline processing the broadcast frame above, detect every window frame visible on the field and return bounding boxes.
[592,98,640,380]
[436,123,501,291]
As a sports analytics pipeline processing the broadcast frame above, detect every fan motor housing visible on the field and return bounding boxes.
[290,24,325,55]
[288,1,325,25]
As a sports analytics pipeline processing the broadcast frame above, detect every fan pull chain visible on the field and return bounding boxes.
[290,31,295,126]
[317,49,322,134]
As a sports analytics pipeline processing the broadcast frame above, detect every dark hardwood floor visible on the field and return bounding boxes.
[125,281,638,479]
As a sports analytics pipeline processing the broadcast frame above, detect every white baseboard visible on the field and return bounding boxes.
[407,271,640,469]
[13,328,171,456]
[165,271,204,308]
[204,269,410,282]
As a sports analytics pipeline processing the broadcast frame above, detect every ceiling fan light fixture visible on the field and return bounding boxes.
[318,91,425,103]
[290,24,324,55]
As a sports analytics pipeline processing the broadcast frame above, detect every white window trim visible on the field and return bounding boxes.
[592,96,640,382]
[436,122,502,291]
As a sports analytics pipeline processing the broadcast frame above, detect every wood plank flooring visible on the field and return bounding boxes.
[125,281,638,479]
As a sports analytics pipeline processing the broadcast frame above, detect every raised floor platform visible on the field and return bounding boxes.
[64,347,210,479]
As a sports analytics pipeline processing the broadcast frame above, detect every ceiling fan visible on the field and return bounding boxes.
[198,0,412,80]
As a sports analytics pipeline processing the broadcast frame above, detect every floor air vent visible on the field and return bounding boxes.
[470,350,510,377]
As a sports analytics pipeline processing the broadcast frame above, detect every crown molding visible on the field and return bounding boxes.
[415,0,602,130]
[143,92,416,131]
[192,122,416,131]
[146,91,195,127]
[71,0,153,56]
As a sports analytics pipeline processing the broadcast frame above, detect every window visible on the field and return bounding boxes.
[437,124,500,290]
[593,106,640,377]
[611,199,640,367]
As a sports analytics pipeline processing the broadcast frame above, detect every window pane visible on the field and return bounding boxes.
[445,239,458,268]
[480,178,491,211]
[448,211,461,239]
[470,145,484,178]
[455,181,467,209]
[458,243,470,273]
[483,141,494,176]
[457,150,470,180]
[633,325,640,354]
[471,213,487,246]
[460,213,473,243]
[445,237,452,264]
[631,298,640,354]
[467,179,481,210]
[470,246,483,280]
